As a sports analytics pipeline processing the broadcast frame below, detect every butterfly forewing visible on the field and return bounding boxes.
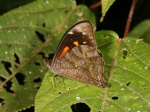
[46,20,108,87]
[51,20,96,64]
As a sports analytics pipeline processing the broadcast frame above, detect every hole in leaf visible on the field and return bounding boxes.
[0,98,4,105]
[103,35,106,37]
[35,31,45,42]
[0,76,13,93]
[38,51,54,60]
[112,96,119,100]
[48,53,54,60]
[19,106,34,112]
[1,77,14,93]
[33,77,42,89]
[33,77,41,89]
[64,10,69,13]
[42,23,46,27]
[1,61,12,74]
[8,44,11,48]
[123,48,128,59]
[15,72,25,85]
[38,52,46,59]
[33,77,42,83]
[58,92,62,94]
[0,76,5,82]
[126,81,131,86]
[34,62,41,66]
[14,53,20,64]
[71,102,91,112]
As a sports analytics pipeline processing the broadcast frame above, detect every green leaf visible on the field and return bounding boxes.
[100,0,115,22]
[110,37,150,111]
[0,0,95,111]
[35,30,150,111]
[128,19,150,44]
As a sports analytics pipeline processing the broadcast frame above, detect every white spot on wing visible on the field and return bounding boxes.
[82,32,86,35]
[68,31,73,34]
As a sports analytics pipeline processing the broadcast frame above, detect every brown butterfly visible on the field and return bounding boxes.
[45,20,108,87]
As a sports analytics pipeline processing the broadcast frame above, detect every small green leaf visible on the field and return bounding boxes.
[100,0,115,22]
[128,20,150,44]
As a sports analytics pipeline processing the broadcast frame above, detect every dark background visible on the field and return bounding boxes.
[0,0,149,111]
[0,0,150,38]
[76,0,150,37]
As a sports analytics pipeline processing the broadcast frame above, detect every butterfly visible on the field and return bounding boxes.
[45,20,108,87]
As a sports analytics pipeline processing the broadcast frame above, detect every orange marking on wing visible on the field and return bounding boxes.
[91,74,99,85]
[59,46,69,58]
[83,41,87,44]
[92,74,97,79]
[73,41,79,46]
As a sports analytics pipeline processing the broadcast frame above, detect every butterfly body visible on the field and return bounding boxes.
[45,20,108,87]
